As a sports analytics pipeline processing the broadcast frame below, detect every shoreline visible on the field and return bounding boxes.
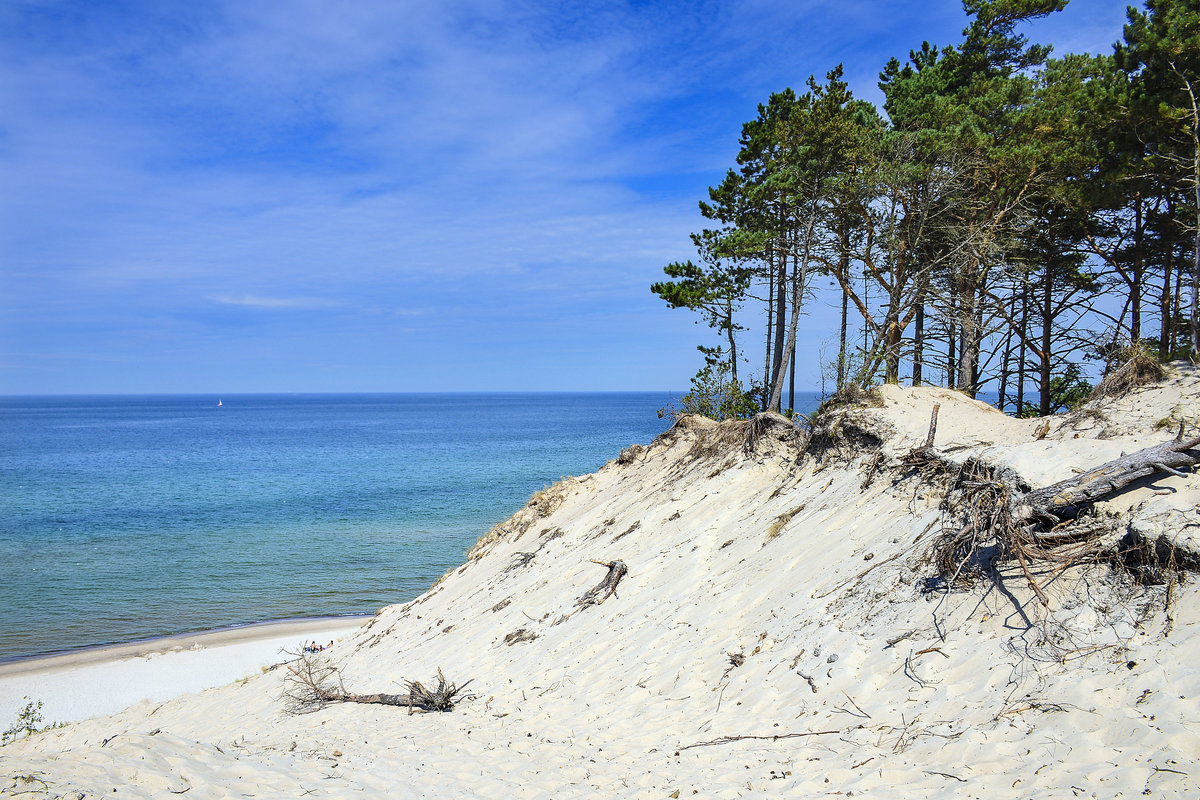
[0,615,371,726]
[0,615,373,678]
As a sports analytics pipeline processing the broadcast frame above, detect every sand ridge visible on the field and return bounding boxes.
[3,366,1199,798]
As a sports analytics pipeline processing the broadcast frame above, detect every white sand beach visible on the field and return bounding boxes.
[0,619,365,727]
[3,365,1199,798]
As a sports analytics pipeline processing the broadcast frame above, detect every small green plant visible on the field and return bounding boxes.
[1018,363,1093,417]
[660,347,758,421]
[1,698,58,746]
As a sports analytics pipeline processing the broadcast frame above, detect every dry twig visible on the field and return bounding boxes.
[678,729,840,750]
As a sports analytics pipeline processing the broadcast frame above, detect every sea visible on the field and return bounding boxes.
[0,393,684,663]
[1,392,825,663]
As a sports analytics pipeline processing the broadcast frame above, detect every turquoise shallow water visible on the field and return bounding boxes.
[0,393,698,662]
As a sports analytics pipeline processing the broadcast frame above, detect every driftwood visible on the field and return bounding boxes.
[924,404,940,449]
[577,560,628,606]
[902,405,941,465]
[1018,434,1200,524]
[283,656,472,715]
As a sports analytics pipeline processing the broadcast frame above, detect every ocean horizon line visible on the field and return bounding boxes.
[0,389,704,400]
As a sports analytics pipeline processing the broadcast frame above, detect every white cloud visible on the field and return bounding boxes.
[212,295,343,310]
[0,0,1137,392]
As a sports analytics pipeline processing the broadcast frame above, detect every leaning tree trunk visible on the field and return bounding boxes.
[1016,433,1200,524]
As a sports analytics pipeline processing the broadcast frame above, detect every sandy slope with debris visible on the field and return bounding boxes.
[4,365,1199,799]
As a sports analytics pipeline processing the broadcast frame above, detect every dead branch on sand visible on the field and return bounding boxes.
[283,654,473,715]
[576,559,628,606]
[678,729,840,750]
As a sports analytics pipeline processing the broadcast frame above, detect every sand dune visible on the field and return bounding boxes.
[3,366,1198,798]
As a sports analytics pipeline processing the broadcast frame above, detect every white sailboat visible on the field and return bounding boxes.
[217,399,223,407]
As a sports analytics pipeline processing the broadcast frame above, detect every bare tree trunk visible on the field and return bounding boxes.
[884,319,901,384]
[770,250,787,407]
[1160,195,1176,358]
[1131,194,1145,343]
[789,343,796,413]
[998,290,1015,413]
[764,268,774,408]
[837,222,851,390]
[912,301,925,387]
[1193,229,1199,358]
[1182,70,1200,358]
[726,295,739,391]
[1040,260,1053,418]
[971,294,984,394]
[946,278,958,389]
[770,223,815,413]
[957,261,979,396]
[838,285,849,389]
[1176,239,1185,355]
[1017,277,1028,413]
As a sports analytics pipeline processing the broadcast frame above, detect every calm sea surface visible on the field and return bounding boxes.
[0,393,718,662]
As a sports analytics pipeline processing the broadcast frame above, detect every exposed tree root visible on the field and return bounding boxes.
[927,431,1200,606]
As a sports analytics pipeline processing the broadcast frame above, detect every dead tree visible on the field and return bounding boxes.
[283,656,472,715]
[931,428,1200,601]
[1017,431,1200,524]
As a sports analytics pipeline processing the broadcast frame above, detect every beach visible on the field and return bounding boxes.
[0,618,366,727]
[3,367,1198,798]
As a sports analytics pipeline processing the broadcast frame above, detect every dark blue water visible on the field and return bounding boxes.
[0,393,686,661]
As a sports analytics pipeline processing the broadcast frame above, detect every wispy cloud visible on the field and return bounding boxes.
[0,0,1136,393]
[213,295,342,310]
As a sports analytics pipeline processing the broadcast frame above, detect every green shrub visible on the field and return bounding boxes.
[1,698,59,746]
[660,348,758,421]
[1018,363,1093,417]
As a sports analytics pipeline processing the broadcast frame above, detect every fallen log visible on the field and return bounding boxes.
[930,429,1200,601]
[1017,434,1200,524]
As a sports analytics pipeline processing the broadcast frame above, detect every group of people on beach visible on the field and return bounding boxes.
[302,640,334,654]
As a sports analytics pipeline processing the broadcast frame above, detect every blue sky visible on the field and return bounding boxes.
[0,0,1135,394]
